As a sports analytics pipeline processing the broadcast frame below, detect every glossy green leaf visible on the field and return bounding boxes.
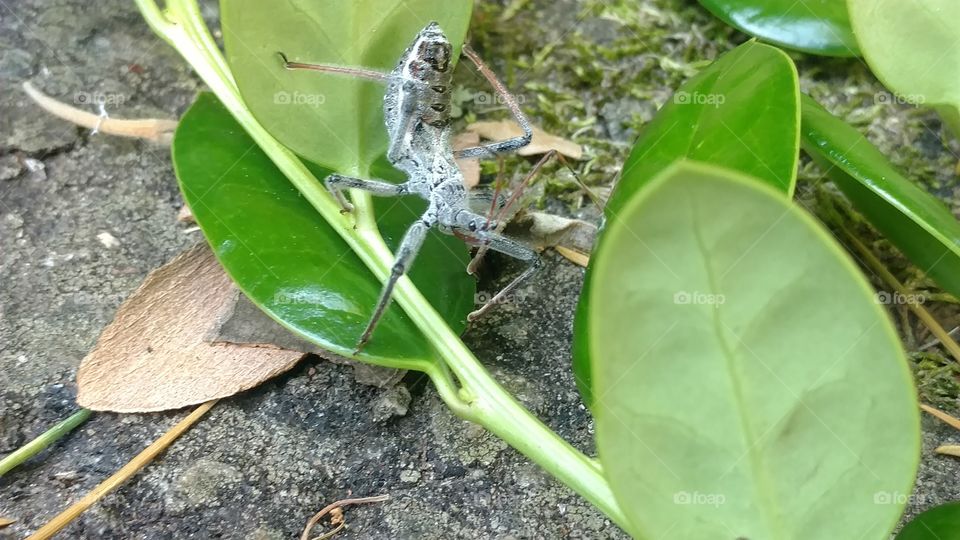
[221,0,473,174]
[172,92,475,367]
[699,0,859,56]
[848,0,960,132]
[587,160,919,539]
[610,40,800,217]
[800,95,960,299]
[897,502,960,540]
[574,40,800,404]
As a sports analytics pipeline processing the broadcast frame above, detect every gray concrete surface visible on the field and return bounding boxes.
[1,0,959,538]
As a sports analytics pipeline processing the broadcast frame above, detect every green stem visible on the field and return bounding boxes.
[0,409,92,476]
[135,0,629,530]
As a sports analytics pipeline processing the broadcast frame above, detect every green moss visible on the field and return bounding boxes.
[458,0,960,404]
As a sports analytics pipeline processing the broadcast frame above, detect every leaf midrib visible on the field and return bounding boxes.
[689,193,786,538]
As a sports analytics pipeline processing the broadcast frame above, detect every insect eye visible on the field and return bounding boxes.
[424,42,450,72]
[468,221,477,231]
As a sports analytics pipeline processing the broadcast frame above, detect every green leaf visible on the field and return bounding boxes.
[575,40,800,404]
[800,94,960,299]
[896,502,960,540]
[610,40,800,217]
[172,92,475,368]
[698,0,859,57]
[587,161,919,539]
[847,0,960,130]
[221,0,473,174]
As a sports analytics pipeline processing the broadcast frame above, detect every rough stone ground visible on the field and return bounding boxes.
[1,0,959,538]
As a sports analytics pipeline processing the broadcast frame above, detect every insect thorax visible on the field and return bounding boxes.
[383,22,455,168]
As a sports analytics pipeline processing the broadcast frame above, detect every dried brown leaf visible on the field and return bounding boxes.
[512,211,597,252]
[77,243,305,412]
[211,293,405,388]
[466,120,583,159]
[453,131,481,189]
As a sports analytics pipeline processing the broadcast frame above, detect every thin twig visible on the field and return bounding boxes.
[300,495,390,540]
[22,82,178,143]
[0,409,92,477]
[26,400,217,540]
[0,518,15,528]
[840,228,960,364]
[920,403,960,431]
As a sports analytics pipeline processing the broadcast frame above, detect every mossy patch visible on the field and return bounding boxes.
[455,0,960,405]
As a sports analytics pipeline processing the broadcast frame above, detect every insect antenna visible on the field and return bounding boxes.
[276,52,388,82]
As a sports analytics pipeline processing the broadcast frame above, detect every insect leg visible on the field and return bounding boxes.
[467,150,554,274]
[460,230,541,322]
[454,44,533,160]
[325,174,409,213]
[468,150,603,273]
[355,219,432,351]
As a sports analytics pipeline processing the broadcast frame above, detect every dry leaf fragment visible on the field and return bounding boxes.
[466,120,583,159]
[23,82,177,144]
[935,445,960,458]
[554,245,590,268]
[0,518,15,528]
[212,294,405,388]
[452,131,481,189]
[77,243,305,412]
[514,211,597,252]
[176,204,196,224]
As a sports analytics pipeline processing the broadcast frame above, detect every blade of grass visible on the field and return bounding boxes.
[921,404,960,431]
[0,409,92,477]
[26,400,217,540]
[840,227,960,364]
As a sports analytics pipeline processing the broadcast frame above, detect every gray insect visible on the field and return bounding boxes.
[280,22,543,351]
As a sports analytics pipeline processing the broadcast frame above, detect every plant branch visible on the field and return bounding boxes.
[134,0,628,529]
[0,409,91,477]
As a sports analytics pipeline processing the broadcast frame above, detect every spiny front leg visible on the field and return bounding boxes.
[453,44,533,160]
[356,218,432,352]
[324,174,409,214]
[456,228,541,322]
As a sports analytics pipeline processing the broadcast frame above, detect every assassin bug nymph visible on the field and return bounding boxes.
[280,22,551,351]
